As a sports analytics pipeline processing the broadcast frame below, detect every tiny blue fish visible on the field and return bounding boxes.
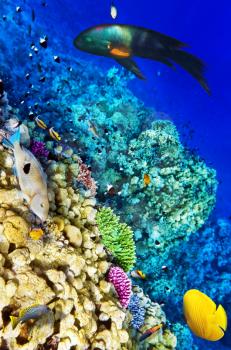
[10,304,50,329]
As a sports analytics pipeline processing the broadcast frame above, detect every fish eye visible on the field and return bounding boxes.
[86,37,92,43]
[40,203,44,208]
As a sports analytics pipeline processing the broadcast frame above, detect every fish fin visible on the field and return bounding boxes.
[206,314,225,341]
[2,127,21,149]
[110,48,130,58]
[10,316,19,329]
[115,58,146,80]
[215,305,227,331]
[2,137,14,149]
[9,128,21,145]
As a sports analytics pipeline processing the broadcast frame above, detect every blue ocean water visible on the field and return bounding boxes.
[0,0,230,349]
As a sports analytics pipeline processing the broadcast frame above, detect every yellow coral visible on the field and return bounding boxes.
[3,215,30,247]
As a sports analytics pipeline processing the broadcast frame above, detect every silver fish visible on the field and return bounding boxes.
[3,129,49,221]
[10,304,50,329]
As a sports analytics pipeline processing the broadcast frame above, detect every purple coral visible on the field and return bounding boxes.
[128,293,145,329]
[30,140,49,158]
[108,266,132,308]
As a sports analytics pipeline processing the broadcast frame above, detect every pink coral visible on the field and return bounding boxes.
[108,266,132,308]
[77,159,97,196]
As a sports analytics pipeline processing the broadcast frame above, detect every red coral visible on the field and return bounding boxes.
[77,159,97,196]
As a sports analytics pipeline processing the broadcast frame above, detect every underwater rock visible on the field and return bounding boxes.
[3,215,30,247]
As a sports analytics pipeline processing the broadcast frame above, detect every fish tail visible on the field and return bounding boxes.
[139,331,152,342]
[10,128,21,145]
[10,315,19,329]
[137,29,210,93]
[165,49,210,94]
[215,305,227,331]
[2,137,14,149]
[2,127,21,149]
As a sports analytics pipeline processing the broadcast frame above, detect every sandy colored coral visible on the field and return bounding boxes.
[0,142,132,350]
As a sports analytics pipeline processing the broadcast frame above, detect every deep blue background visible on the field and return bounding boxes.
[33,0,231,216]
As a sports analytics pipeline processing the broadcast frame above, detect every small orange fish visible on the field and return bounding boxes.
[140,323,164,342]
[131,269,146,280]
[143,173,151,186]
[29,228,44,240]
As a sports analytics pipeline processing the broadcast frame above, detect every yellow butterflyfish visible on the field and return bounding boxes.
[183,289,227,341]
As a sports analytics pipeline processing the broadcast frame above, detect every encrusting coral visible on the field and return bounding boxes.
[96,207,136,272]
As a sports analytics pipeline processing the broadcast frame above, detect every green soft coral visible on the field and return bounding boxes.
[96,207,136,272]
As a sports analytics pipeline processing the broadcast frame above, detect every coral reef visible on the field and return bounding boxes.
[108,266,132,309]
[116,120,217,245]
[96,207,136,272]
[0,101,131,350]
[130,286,177,350]
[0,91,177,350]
[136,218,231,349]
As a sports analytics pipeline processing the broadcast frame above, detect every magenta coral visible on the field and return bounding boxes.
[108,266,132,308]
[30,140,49,158]
[77,159,97,196]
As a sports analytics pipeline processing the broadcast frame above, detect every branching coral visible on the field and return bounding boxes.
[96,207,136,272]
[128,293,145,330]
[108,266,132,309]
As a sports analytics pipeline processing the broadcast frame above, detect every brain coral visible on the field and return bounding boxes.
[96,207,136,272]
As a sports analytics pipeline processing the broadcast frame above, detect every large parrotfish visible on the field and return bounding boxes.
[74,24,210,93]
